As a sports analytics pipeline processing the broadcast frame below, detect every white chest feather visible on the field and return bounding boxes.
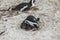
[20,5,28,11]
[25,20,38,26]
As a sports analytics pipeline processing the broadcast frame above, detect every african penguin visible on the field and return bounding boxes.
[20,15,40,31]
[12,0,36,11]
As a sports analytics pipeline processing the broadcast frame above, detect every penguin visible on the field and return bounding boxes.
[12,0,36,12]
[20,15,40,31]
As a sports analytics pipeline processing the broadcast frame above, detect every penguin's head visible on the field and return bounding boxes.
[26,15,40,23]
[26,15,36,22]
[29,0,35,3]
[29,0,36,7]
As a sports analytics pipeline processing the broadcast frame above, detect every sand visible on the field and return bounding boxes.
[0,0,60,40]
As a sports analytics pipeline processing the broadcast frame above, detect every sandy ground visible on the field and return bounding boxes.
[0,0,60,40]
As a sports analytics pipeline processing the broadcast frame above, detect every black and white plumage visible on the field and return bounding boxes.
[12,0,36,11]
[20,15,40,31]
